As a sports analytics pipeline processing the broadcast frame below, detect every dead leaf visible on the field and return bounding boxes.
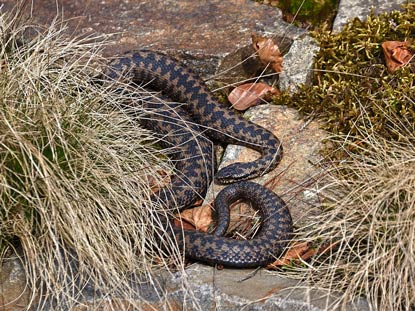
[252,33,283,73]
[267,241,338,269]
[147,170,171,195]
[228,82,280,111]
[177,204,213,232]
[381,41,414,73]
[267,241,311,268]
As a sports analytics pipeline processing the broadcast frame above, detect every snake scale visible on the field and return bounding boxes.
[105,50,293,267]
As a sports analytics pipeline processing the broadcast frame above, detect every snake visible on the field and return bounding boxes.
[105,50,293,267]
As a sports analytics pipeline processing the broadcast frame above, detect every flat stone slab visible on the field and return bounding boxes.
[206,104,326,226]
[1,0,304,78]
[165,265,370,311]
[0,250,369,311]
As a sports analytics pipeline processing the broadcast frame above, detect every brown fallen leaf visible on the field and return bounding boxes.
[176,204,213,232]
[148,169,170,194]
[252,33,283,73]
[228,82,280,111]
[267,241,338,269]
[381,40,414,73]
[267,241,311,268]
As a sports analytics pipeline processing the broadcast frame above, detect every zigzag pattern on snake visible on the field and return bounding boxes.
[105,50,293,267]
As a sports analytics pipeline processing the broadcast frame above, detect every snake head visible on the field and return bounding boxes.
[215,162,259,184]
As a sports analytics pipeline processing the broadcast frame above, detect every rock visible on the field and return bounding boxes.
[63,264,368,310]
[332,0,407,31]
[0,0,304,79]
[165,265,370,311]
[205,104,326,227]
[0,250,30,311]
[279,35,320,93]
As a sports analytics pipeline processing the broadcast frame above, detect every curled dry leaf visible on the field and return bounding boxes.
[381,41,414,73]
[267,241,311,268]
[148,170,170,193]
[252,33,283,73]
[228,82,280,111]
[267,241,338,269]
[176,204,213,232]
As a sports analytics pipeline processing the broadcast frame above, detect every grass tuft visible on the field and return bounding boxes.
[0,7,185,310]
[298,105,415,311]
[272,3,415,309]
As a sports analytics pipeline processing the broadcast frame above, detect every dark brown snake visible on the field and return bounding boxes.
[105,50,293,267]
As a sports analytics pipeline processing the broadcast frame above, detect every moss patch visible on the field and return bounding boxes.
[255,0,339,29]
[274,2,414,142]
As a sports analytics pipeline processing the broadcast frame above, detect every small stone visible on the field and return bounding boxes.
[333,0,407,31]
[279,35,320,93]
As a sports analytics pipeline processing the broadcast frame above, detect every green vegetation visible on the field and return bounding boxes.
[255,0,339,28]
[275,2,414,142]
[279,0,338,27]
[278,3,415,310]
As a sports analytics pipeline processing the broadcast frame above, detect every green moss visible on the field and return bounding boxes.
[275,3,414,141]
[255,0,339,28]
[281,0,338,26]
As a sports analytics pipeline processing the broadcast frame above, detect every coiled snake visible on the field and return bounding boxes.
[105,50,292,267]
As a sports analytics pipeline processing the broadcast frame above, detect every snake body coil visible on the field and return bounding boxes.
[106,50,292,267]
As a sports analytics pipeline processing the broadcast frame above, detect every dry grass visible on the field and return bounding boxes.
[298,104,415,311]
[0,7,189,310]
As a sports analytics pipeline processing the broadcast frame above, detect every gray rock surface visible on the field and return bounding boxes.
[279,35,320,93]
[164,265,370,311]
[0,251,370,311]
[333,0,408,31]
